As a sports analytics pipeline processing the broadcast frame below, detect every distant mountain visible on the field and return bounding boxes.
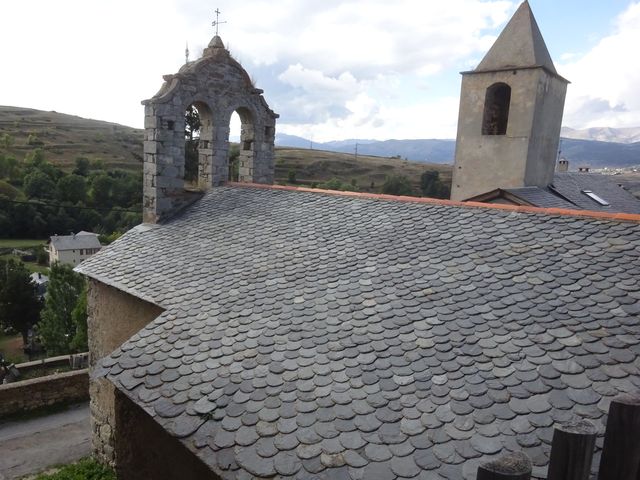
[1,105,637,171]
[277,133,640,169]
[276,135,456,164]
[274,133,314,149]
[559,138,640,169]
[561,126,640,144]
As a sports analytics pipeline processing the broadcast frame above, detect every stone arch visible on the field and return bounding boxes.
[227,105,258,183]
[482,82,511,135]
[182,100,215,189]
[142,35,278,223]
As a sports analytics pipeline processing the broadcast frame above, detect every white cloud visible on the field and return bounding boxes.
[0,0,520,140]
[560,2,640,129]
[279,94,459,142]
[222,0,513,77]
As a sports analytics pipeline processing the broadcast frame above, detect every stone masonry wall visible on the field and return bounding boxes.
[114,389,218,480]
[142,35,278,223]
[87,279,164,465]
[0,369,88,418]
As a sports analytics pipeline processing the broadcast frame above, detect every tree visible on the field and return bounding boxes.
[382,175,414,196]
[73,157,91,176]
[420,170,451,199]
[69,286,88,352]
[0,258,42,345]
[57,174,87,204]
[319,178,359,192]
[90,174,115,207]
[228,145,240,182]
[184,105,202,183]
[38,263,85,355]
[0,133,14,151]
[288,169,297,184]
[0,154,19,180]
[23,170,56,199]
[185,105,201,140]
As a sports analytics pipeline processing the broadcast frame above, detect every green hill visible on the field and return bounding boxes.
[275,147,451,193]
[0,106,143,171]
[0,105,451,193]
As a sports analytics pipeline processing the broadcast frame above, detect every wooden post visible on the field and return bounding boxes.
[547,418,596,480]
[598,393,640,480]
[477,451,532,480]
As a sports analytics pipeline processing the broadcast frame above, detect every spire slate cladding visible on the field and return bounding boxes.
[476,1,557,74]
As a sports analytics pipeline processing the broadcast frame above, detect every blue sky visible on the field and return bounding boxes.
[1,1,639,141]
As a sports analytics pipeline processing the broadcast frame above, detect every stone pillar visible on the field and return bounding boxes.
[254,122,276,184]
[238,121,255,183]
[211,125,230,185]
[142,103,185,223]
[197,122,215,189]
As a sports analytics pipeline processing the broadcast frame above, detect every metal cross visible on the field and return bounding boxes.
[212,8,227,36]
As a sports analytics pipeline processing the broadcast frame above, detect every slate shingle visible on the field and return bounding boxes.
[550,172,640,214]
[78,185,640,480]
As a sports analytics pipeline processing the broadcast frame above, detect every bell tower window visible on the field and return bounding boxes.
[482,83,511,135]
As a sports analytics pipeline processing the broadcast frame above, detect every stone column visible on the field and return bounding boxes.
[211,125,230,185]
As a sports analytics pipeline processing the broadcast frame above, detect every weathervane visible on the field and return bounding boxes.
[212,8,227,36]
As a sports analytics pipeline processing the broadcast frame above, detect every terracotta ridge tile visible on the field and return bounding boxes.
[227,182,640,224]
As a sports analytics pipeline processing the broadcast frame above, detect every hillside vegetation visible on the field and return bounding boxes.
[275,147,451,194]
[0,106,143,171]
[0,107,143,238]
[0,105,452,199]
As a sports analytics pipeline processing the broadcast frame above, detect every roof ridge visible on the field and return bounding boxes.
[227,182,640,224]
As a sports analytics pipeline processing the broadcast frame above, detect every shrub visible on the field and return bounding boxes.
[33,458,115,480]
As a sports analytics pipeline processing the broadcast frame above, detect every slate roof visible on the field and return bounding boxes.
[503,187,576,210]
[50,232,101,251]
[472,174,640,215]
[550,173,640,215]
[78,185,640,480]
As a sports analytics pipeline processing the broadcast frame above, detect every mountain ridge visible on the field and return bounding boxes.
[277,131,640,169]
[0,106,637,171]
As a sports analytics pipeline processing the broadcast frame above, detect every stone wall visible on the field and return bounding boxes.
[142,35,278,223]
[114,389,217,480]
[0,369,88,418]
[87,279,164,465]
[451,67,567,201]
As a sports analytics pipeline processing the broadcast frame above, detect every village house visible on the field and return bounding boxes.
[29,272,49,299]
[48,231,102,267]
[77,3,640,479]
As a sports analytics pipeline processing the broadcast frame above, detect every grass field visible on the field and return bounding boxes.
[0,239,49,274]
[0,238,46,248]
[0,333,26,364]
[275,147,451,194]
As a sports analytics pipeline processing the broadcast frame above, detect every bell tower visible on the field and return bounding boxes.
[450,1,569,201]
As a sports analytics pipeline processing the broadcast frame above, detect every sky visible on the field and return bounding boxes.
[1,0,639,142]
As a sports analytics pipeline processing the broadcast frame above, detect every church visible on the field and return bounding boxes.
[451,2,640,214]
[78,3,640,479]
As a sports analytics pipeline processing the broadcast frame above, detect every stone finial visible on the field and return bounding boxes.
[209,35,225,49]
[203,35,227,57]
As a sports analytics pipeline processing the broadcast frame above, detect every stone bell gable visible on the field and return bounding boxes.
[142,35,278,223]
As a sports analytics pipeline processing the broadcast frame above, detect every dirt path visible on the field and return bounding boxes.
[0,403,90,480]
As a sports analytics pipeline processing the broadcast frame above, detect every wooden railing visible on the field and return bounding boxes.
[475,393,640,480]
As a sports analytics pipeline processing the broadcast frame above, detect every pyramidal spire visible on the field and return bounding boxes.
[476,1,557,73]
